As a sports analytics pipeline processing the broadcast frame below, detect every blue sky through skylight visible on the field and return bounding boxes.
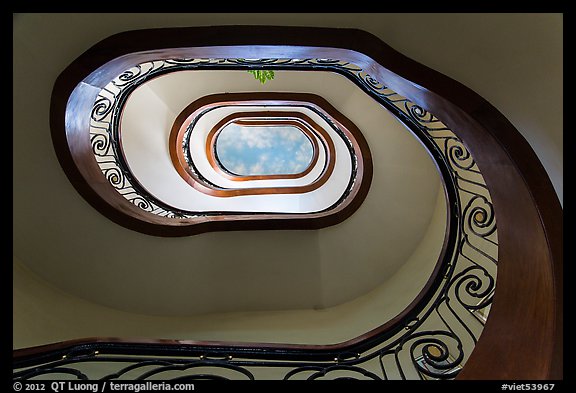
[215,124,314,176]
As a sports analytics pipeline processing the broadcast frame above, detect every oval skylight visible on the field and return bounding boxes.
[215,122,314,177]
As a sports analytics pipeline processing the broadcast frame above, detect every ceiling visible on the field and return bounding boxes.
[13,14,562,320]
[121,73,360,213]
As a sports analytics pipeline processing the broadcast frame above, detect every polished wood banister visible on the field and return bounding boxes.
[44,26,561,379]
[340,29,563,380]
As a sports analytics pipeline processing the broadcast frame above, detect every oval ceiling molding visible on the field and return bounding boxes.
[167,93,366,202]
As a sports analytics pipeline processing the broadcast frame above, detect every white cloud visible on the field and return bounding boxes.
[249,162,264,174]
[215,123,314,175]
[239,127,272,149]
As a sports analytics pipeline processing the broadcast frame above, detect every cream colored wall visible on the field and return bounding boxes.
[13,187,447,350]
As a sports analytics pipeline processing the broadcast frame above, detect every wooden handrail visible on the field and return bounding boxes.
[44,26,561,379]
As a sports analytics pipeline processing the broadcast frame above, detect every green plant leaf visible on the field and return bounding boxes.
[247,69,275,84]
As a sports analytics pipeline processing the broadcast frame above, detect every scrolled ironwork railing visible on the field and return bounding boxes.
[14,57,498,381]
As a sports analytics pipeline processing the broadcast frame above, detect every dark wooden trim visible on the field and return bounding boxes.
[46,26,562,379]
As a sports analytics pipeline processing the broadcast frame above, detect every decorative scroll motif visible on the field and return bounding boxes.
[16,57,500,380]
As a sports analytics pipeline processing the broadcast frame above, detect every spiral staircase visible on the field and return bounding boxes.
[13,17,562,381]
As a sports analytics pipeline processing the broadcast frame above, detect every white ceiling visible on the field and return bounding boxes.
[13,14,562,319]
[121,73,355,213]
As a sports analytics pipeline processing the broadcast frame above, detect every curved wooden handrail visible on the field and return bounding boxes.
[46,26,562,379]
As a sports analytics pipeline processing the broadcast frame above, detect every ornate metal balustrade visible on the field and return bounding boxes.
[14,57,499,381]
